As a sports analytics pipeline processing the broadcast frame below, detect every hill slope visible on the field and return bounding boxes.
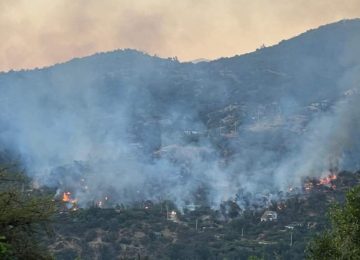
[0,19,360,207]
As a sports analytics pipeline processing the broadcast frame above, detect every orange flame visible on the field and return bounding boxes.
[303,172,337,192]
[62,192,77,204]
[62,192,71,202]
[318,174,337,186]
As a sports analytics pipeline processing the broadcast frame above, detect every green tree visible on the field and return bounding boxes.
[248,256,264,260]
[306,185,360,259]
[0,164,56,259]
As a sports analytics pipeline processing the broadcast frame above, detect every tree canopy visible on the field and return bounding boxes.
[307,185,360,259]
[0,164,56,259]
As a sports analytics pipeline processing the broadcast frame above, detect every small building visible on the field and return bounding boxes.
[167,210,179,222]
[143,200,154,210]
[285,222,302,230]
[183,203,201,211]
[260,211,278,222]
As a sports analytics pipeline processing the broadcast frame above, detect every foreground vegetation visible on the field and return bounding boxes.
[0,162,56,259]
[307,185,360,259]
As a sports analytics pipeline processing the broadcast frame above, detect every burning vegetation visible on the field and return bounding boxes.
[61,191,78,211]
[318,173,337,186]
[47,171,360,260]
[54,168,342,215]
[303,171,338,192]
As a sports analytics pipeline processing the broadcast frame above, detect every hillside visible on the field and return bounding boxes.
[48,171,360,259]
[0,19,360,208]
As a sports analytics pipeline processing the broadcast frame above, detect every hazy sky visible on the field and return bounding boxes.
[0,0,359,71]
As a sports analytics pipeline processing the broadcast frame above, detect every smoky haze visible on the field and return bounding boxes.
[0,20,360,209]
[1,0,360,71]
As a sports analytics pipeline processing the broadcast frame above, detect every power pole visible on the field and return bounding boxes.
[166,203,169,220]
[290,232,293,247]
[241,227,244,237]
[195,218,198,232]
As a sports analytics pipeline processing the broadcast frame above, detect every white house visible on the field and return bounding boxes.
[260,211,278,222]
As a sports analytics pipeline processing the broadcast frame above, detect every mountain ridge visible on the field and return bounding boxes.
[1,18,359,75]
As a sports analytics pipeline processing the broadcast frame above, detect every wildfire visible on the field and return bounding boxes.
[60,191,78,211]
[62,191,77,204]
[62,192,71,202]
[318,174,337,186]
[303,172,338,192]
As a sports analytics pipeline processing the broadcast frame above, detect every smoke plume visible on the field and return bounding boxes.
[0,21,360,209]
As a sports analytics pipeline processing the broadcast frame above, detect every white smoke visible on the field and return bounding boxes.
[0,24,359,209]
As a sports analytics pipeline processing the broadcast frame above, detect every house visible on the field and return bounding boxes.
[143,200,153,210]
[167,210,179,222]
[183,203,201,211]
[285,222,302,230]
[260,211,278,222]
